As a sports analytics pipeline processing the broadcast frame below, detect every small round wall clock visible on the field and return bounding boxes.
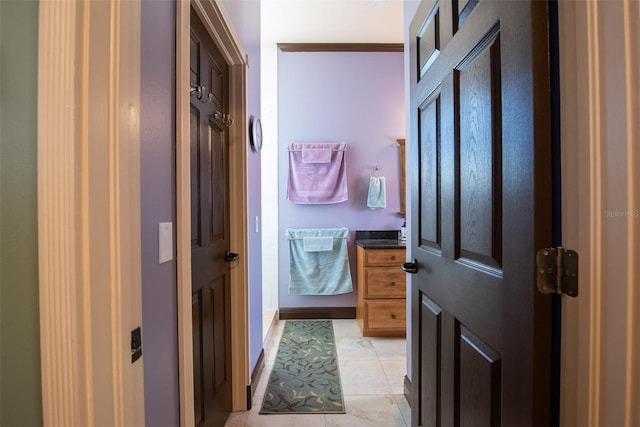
[249,115,262,152]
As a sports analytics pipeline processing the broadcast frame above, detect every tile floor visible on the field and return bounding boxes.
[225,319,411,427]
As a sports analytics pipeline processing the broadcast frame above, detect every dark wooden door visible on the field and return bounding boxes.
[409,1,553,426]
[190,7,233,427]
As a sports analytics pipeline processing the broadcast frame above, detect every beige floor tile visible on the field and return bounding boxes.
[380,359,407,395]
[335,336,377,360]
[395,394,412,427]
[244,406,326,427]
[331,319,362,337]
[262,320,285,357]
[338,359,393,395]
[225,410,249,427]
[252,391,267,410]
[370,337,407,359]
[253,358,274,399]
[325,395,407,427]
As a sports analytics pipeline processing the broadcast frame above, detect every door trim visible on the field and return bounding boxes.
[37,1,144,425]
[559,1,640,426]
[176,0,249,423]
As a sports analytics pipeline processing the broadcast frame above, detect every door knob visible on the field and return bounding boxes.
[401,259,418,274]
[225,251,239,262]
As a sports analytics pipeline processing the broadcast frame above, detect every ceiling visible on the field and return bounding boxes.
[262,0,404,44]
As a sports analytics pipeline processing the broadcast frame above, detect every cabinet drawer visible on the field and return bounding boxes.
[365,300,406,330]
[365,268,406,298]
[364,248,405,266]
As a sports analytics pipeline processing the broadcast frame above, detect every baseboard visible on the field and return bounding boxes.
[247,349,266,410]
[279,307,356,320]
[404,375,412,408]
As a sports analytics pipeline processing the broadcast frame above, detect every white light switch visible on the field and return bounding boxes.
[159,222,173,264]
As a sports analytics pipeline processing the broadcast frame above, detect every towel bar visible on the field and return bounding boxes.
[287,148,347,152]
[287,236,348,241]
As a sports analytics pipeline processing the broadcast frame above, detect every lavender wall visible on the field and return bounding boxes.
[221,0,263,374]
[140,1,179,425]
[139,3,262,422]
[277,51,405,309]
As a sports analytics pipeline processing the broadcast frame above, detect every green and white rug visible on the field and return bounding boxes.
[260,320,346,414]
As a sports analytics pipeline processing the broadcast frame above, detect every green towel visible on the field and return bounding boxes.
[303,236,334,252]
[286,227,353,295]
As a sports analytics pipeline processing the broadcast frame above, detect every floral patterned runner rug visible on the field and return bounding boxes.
[259,320,346,414]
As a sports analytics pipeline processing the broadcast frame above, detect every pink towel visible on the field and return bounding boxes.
[301,148,332,163]
[287,142,348,204]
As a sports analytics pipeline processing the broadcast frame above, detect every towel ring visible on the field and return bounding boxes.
[370,165,384,178]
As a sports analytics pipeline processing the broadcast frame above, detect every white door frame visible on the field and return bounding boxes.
[558,1,639,426]
[38,1,145,425]
[38,0,249,425]
[176,0,250,424]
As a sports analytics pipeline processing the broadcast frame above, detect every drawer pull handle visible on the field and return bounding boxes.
[391,313,397,319]
[390,281,396,286]
[390,255,396,260]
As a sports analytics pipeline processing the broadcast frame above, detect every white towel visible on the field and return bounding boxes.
[367,176,386,209]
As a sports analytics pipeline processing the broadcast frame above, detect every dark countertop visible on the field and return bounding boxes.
[355,239,406,249]
[354,230,406,249]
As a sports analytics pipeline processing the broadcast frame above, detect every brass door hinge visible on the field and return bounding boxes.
[536,247,578,297]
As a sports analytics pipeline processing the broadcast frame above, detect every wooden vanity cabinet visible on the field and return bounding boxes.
[356,245,406,337]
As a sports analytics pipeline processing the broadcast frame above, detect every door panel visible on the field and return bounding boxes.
[457,32,502,270]
[190,6,232,427]
[410,1,552,426]
[419,93,441,251]
[210,122,226,240]
[193,292,204,424]
[212,276,227,389]
[419,295,442,427]
[191,106,202,246]
[458,324,502,427]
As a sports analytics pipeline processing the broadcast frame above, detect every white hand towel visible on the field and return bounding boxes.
[367,176,386,210]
